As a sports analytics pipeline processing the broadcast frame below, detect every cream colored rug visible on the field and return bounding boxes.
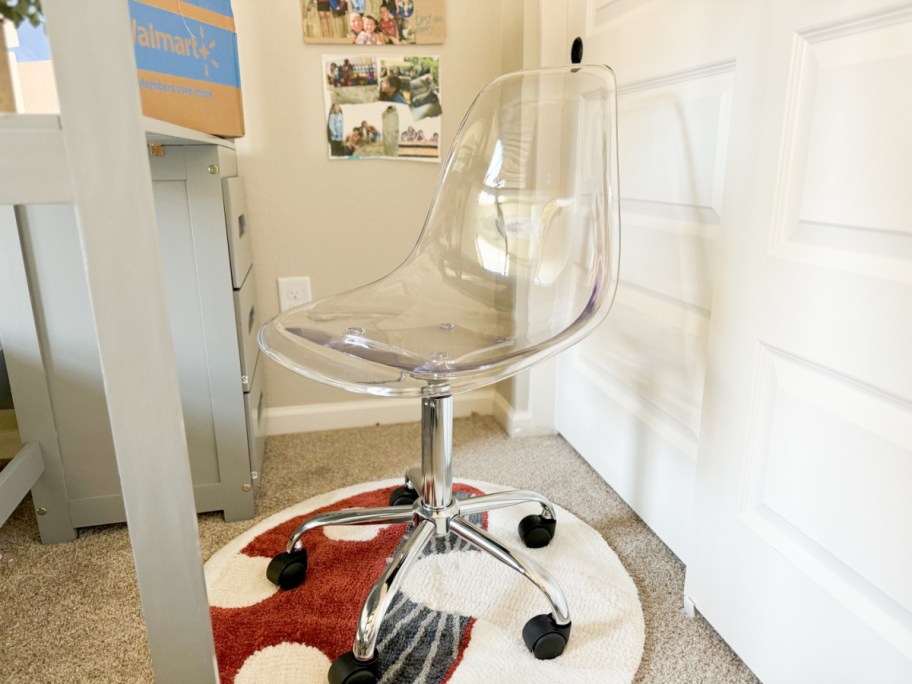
[205,478,645,684]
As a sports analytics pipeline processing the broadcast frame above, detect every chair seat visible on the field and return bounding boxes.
[259,271,601,397]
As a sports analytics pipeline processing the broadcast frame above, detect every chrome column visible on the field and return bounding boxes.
[421,395,453,510]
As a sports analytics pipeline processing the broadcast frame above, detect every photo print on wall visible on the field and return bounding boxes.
[302,0,445,45]
[323,55,441,161]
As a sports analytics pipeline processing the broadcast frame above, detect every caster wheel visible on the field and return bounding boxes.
[328,650,381,684]
[389,485,419,506]
[265,549,308,590]
[522,613,571,660]
[518,514,556,548]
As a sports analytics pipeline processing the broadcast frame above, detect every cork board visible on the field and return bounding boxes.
[301,0,445,45]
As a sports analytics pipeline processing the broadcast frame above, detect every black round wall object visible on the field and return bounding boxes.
[571,37,583,64]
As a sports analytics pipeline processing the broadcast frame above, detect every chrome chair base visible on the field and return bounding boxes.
[266,396,573,683]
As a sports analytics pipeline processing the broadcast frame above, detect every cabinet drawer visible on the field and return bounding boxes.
[244,353,266,489]
[233,267,259,392]
[222,176,253,289]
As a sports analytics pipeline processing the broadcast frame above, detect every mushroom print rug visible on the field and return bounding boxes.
[204,479,645,683]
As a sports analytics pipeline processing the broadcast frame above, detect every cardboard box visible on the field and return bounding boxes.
[130,0,244,137]
[6,0,244,138]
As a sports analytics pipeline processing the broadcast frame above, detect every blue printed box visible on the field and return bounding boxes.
[6,0,244,138]
[130,0,244,137]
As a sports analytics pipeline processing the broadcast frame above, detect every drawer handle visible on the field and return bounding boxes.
[238,214,247,238]
[248,305,256,334]
[257,390,265,423]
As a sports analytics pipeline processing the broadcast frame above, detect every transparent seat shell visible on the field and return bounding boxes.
[259,65,620,398]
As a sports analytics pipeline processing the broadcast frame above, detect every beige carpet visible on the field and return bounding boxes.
[0,415,759,683]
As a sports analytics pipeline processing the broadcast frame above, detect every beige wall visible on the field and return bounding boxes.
[233,0,525,408]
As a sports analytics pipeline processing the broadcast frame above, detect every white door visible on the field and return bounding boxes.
[686,0,912,681]
[545,0,740,561]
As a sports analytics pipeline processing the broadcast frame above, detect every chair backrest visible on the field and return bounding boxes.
[412,64,620,362]
[262,65,620,396]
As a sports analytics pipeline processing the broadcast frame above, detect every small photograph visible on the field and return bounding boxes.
[323,54,441,162]
[349,0,414,45]
[379,56,441,120]
[406,63,441,120]
[399,125,440,159]
[327,103,385,158]
[302,0,351,40]
[325,57,380,105]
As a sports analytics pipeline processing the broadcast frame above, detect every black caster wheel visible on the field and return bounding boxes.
[328,650,381,684]
[389,484,419,506]
[265,549,308,590]
[522,613,572,660]
[518,514,556,548]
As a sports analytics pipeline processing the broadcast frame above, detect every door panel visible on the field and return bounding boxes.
[686,1,912,681]
[552,0,737,560]
[545,0,912,678]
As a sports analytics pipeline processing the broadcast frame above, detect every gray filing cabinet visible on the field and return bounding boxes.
[11,133,265,539]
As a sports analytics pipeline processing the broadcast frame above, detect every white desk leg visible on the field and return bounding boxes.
[42,1,219,681]
[0,206,76,543]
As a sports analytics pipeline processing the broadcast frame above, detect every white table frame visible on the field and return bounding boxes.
[0,2,219,680]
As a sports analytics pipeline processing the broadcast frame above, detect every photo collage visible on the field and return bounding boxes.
[323,55,441,161]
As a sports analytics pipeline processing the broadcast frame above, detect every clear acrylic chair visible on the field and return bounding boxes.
[259,64,620,684]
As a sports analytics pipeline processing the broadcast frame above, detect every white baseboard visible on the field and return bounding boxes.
[492,391,558,438]
[264,388,496,436]
[492,391,527,437]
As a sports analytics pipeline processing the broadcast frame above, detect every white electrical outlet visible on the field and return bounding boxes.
[277,276,312,312]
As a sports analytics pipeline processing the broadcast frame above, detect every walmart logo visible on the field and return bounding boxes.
[132,19,219,78]
[127,1,240,90]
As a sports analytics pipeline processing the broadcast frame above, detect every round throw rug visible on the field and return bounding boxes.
[205,479,645,683]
